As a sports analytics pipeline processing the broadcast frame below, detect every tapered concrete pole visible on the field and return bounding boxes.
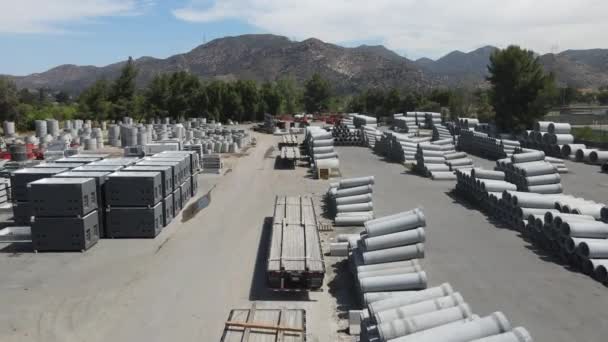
[390,312,511,342]
[377,304,473,341]
[359,271,427,293]
[374,292,464,324]
[358,264,422,279]
[362,243,425,264]
[335,194,373,206]
[365,209,426,237]
[368,283,454,317]
[334,184,373,198]
[357,259,420,273]
[561,221,608,238]
[363,228,425,251]
[335,215,373,226]
[468,327,533,342]
[340,176,375,188]
[337,202,374,213]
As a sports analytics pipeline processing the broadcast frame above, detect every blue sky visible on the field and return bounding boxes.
[2,0,607,76]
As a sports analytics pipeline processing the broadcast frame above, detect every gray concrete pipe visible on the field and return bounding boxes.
[545,212,594,225]
[390,311,511,342]
[577,240,608,258]
[445,152,467,160]
[468,327,533,342]
[313,146,334,154]
[365,209,426,238]
[510,193,560,209]
[561,221,608,238]
[362,243,425,265]
[424,164,450,172]
[374,292,464,324]
[480,180,517,192]
[511,151,545,163]
[570,203,606,219]
[312,139,334,147]
[359,271,427,293]
[548,122,571,134]
[592,260,608,283]
[472,168,505,180]
[560,144,586,156]
[337,211,374,217]
[376,304,473,342]
[315,158,339,169]
[431,171,457,180]
[365,209,418,226]
[336,202,374,213]
[335,215,373,226]
[334,184,373,198]
[419,156,446,164]
[447,158,473,167]
[340,176,375,188]
[357,259,421,274]
[589,151,608,164]
[525,174,561,186]
[518,163,557,177]
[363,228,425,251]
[364,290,432,306]
[368,283,454,317]
[335,194,373,206]
[358,264,422,280]
[564,237,599,253]
[314,152,338,160]
[534,121,552,132]
[575,149,596,162]
[517,208,557,219]
[527,183,563,194]
[418,149,446,157]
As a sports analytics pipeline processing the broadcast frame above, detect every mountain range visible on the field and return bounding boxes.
[5,34,608,94]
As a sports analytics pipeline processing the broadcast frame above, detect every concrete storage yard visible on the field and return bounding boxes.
[1,132,608,341]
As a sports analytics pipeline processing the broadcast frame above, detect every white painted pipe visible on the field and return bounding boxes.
[334,184,373,198]
[359,271,427,293]
[468,327,533,342]
[340,176,375,188]
[561,221,608,238]
[335,194,373,206]
[363,228,425,251]
[368,283,454,317]
[377,304,473,341]
[336,202,374,213]
[391,311,511,342]
[362,243,425,265]
[365,209,426,237]
[570,203,605,220]
[375,292,464,324]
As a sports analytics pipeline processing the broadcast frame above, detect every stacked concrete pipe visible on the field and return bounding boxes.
[495,150,564,193]
[304,126,339,175]
[521,120,575,158]
[327,176,375,226]
[457,129,520,160]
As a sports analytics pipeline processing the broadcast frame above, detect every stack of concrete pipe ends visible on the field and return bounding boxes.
[457,129,520,160]
[357,283,534,342]
[414,142,473,181]
[496,150,564,194]
[432,124,453,141]
[393,114,418,134]
[304,126,339,173]
[522,121,575,158]
[327,176,375,227]
[423,112,442,129]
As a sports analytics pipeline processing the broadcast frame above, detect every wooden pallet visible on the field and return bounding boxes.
[317,222,333,232]
[220,305,306,342]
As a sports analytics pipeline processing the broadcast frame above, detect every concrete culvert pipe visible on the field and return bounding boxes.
[335,194,373,206]
[602,207,608,223]
[336,202,374,213]
[534,121,552,132]
[468,327,534,342]
[593,260,608,283]
[512,151,545,163]
[527,184,563,194]
[445,152,467,160]
[575,149,597,162]
[577,240,608,258]
[374,292,464,324]
[548,122,571,134]
[391,311,512,342]
[335,215,373,226]
[570,203,606,220]
[518,208,557,220]
[560,144,586,157]
[313,146,334,154]
[510,193,558,209]
[358,264,422,279]
[334,184,373,198]
[471,168,505,180]
[359,271,427,293]
[314,152,338,160]
[339,176,375,188]
[316,158,339,170]
[377,304,473,341]
[447,158,473,167]
[561,221,608,238]
[312,139,334,147]
[564,238,600,254]
[365,209,426,237]
[362,243,425,265]
[589,151,608,164]
[431,171,457,180]
[546,212,594,226]
[363,228,425,251]
[519,163,557,177]
[368,283,454,317]
[357,259,421,274]
[481,180,517,192]
[525,174,561,186]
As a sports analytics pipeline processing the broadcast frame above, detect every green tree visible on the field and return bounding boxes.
[303,73,331,113]
[276,78,301,114]
[78,79,111,120]
[488,45,557,132]
[364,89,385,115]
[222,84,243,121]
[400,93,420,112]
[0,77,19,122]
[260,82,282,116]
[144,74,171,117]
[473,89,495,122]
[109,56,138,119]
[597,90,608,105]
[18,88,37,105]
[54,91,71,104]
[383,89,401,116]
[205,81,226,121]
[235,80,260,121]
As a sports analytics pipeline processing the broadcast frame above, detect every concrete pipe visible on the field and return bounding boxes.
[362,243,425,265]
[448,158,473,167]
[518,208,557,219]
[312,139,334,147]
[313,146,334,154]
[468,327,533,342]
[592,260,608,283]
[431,171,457,180]
[375,292,464,324]
[445,152,467,160]
[575,149,596,162]
[315,158,339,170]
[330,242,349,256]
[358,264,422,280]
[391,311,511,342]
[357,259,421,274]
[472,168,505,180]
[368,283,454,317]
[545,212,594,226]
[334,184,373,198]
[534,121,552,132]
[512,151,545,163]
[337,211,374,217]
[527,184,563,194]
[314,152,338,160]
[603,207,608,223]
[376,304,473,341]
[420,156,447,164]
[424,164,450,172]
[519,163,557,177]
[419,150,446,157]
[340,176,375,188]
[359,271,427,293]
[336,194,373,206]
[337,202,374,213]
[525,174,561,186]
[481,180,517,192]
[553,134,574,145]
[364,290,430,305]
[570,203,605,219]
[564,238,599,254]
[510,193,559,209]
[336,234,360,243]
[548,122,571,134]
[561,221,608,238]
[589,151,608,164]
[560,144,586,157]
[577,240,608,258]
[365,209,426,237]
[363,228,425,251]
[335,215,373,226]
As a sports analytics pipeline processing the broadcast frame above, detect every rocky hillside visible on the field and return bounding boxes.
[7,34,608,93]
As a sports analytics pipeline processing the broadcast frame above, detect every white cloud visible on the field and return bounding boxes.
[0,0,147,34]
[172,0,608,59]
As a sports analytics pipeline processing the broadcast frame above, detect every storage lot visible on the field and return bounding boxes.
[0,134,607,341]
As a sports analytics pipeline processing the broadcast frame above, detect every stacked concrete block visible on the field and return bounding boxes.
[105,172,164,238]
[326,176,375,226]
[121,165,174,225]
[201,154,222,174]
[29,178,100,252]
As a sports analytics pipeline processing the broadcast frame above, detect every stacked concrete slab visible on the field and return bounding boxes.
[29,178,99,252]
[326,176,375,226]
[10,168,69,225]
